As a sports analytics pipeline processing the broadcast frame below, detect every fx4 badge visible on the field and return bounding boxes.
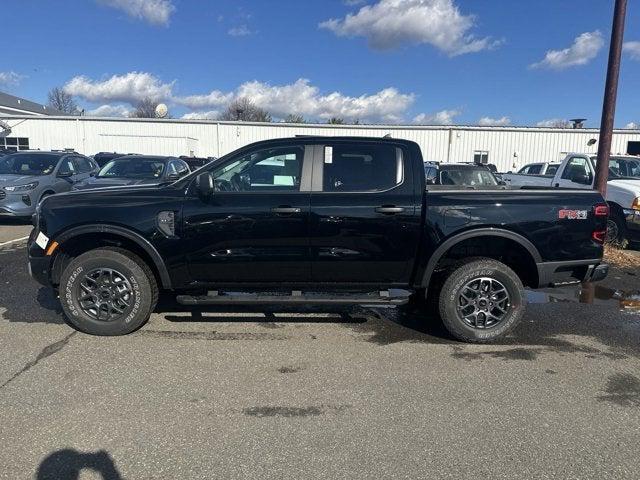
[559,209,588,220]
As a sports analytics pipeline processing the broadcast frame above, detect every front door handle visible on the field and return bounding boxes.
[271,206,301,214]
[375,206,405,214]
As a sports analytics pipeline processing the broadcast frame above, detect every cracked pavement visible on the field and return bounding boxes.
[1,236,640,479]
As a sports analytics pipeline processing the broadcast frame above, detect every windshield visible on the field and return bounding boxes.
[98,158,166,179]
[439,167,498,186]
[609,157,640,178]
[0,153,60,176]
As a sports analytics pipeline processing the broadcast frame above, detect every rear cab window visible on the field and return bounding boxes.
[320,143,403,192]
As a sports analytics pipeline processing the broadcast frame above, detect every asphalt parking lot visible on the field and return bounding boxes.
[1,231,640,479]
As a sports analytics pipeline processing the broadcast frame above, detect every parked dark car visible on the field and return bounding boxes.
[29,137,609,342]
[0,151,98,218]
[424,163,505,188]
[73,155,190,190]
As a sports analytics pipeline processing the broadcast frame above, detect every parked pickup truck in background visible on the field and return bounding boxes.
[503,154,640,246]
[28,137,609,343]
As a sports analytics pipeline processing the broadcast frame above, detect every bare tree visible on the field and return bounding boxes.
[47,87,78,114]
[220,97,272,122]
[284,113,306,124]
[129,98,161,118]
[327,117,345,124]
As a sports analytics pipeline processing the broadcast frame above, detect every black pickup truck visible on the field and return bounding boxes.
[28,137,609,342]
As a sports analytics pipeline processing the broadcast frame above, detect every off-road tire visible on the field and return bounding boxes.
[438,258,525,343]
[59,247,158,335]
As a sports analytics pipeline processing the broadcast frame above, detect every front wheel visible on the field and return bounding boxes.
[59,248,158,335]
[438,258,525,343]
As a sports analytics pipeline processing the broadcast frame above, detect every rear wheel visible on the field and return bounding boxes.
[438,258,525,343]
[606,212,629,249]
[59,248,158,335]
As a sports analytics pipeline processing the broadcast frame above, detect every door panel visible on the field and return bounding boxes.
[182,144,311,284]
[310,142,422,284]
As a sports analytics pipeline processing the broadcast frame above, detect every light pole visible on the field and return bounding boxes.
[594,0,628,196]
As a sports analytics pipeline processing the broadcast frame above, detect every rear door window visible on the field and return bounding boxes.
[322,143,403,192]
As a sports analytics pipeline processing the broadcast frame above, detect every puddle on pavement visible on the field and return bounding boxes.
[527,283,640,313]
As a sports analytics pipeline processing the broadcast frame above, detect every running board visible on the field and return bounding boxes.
[176,290,412,306]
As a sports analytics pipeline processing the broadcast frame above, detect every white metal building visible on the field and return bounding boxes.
[1,115,639,172]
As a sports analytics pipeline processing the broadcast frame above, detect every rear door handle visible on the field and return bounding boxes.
[271,206,301,214]
[375,206,405,214]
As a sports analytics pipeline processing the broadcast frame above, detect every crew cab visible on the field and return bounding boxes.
[28,137,609,343]
[503,154,640,246]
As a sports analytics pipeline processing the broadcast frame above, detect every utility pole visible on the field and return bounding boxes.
[594,0,627,196]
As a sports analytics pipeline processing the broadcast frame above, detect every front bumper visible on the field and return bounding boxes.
[0,192,36,217]
[623,209,640,242]
[537,259,609,288]
[27,229,52,287]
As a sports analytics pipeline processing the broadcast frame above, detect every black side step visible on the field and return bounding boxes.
[176,290,412,306]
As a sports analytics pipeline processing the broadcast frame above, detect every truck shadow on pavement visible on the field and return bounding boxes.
[36,449,122,480]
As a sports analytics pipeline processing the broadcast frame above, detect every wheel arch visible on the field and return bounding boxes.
[53,224,172,289]
[420,228,542,291]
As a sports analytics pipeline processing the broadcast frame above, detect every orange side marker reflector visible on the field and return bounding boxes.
[45,241,59,256]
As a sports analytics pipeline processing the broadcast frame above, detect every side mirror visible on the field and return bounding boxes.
[57,171,73,178]
[196,172,214,197]
[167,173,181,181]
[498,180,507,186]
[426,177,436,185]
[571,172,592,185]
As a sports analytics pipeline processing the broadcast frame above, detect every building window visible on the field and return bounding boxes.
[473,150,489,164]
[0,137,29,152]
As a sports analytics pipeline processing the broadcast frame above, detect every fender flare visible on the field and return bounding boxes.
[55,224,172,289]
[420,228,542,289]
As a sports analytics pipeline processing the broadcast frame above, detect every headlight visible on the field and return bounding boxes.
[4,181,39,192]
[632,197,640,211]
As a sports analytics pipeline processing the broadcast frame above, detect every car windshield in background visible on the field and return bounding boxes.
[0,153,60,176]
[609,157,640,178]
[98,158,166,179]
[439,167,498,186]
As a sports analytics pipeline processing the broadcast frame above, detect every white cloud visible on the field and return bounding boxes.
[86,104,132,117]
[97,0,175,26]
[626,122,639,130]
[174,90,234,109]
[536,118,570,128]
[228,25,254,36]
[65,72,417,123]
[530,31,604,70]
[234,79,414,122]
[623,41,640,60]
[64,72,174,104]
[181,111,220,120]
[319,0,500,56]
[413,109,461,125]
[0,71,25,87]
[478,116,510,126]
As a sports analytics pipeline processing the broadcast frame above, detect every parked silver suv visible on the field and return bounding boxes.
[0,151,98,218]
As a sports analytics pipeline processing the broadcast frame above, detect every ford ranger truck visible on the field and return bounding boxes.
[28,137,610,343]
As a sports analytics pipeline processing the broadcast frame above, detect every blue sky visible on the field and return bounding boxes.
[1,0,639,127]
